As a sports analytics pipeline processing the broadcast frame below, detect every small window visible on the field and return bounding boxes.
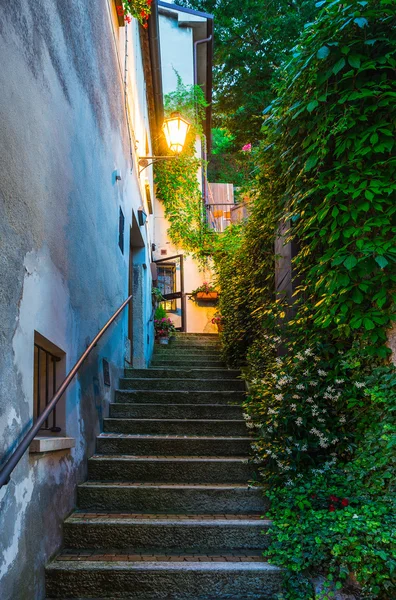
[119,207,125,254]
[34,334,65,433]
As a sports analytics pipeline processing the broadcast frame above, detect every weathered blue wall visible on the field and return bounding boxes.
[0,1,153,597]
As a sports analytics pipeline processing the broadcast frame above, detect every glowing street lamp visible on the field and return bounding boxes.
[162,112,191,154]
[138,112,191,174]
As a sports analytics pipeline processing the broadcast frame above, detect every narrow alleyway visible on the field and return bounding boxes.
[45,333,281,599]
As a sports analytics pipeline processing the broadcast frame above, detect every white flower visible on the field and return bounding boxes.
[296,417,303,426]
[303,369,309,376]
[309,381,318,387]
[296,352,304,360]
[301,444,308,451]
[290,404,297,411]
[296,384,305,390]
[274,393,283,401]
[304,348,313,356]
[268,408,278,415]
[292,394,300,399]
[352,514,359,519]
[354,381,366,388]
[286,479,293,486]
[318,369,327,377]
[246,422,255,429]
[275,357,283,365]
[331,438,339,444]
[317,418,325,423]
[243,413,251,421]
[306,397,314,403]
[286,447,292,454]
[254,422,261,428]
[339,416,346,424]
[335,379,344,385]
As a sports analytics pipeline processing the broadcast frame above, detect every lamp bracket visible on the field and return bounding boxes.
[138,156,179,175]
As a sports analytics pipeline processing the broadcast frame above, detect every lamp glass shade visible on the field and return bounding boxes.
[162,112,190,154]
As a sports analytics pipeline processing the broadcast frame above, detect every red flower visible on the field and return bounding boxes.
[311,494,316,499]
[341,498,349,507]
[143,22,148,28]
[141,10,148,18]
[329,504,336,512]
[125,15,132,23]
[330,495,338,503]
[147,0,152,4]
[116,5,124,16]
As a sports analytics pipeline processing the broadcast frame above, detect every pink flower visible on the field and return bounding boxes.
[242,143,252,152]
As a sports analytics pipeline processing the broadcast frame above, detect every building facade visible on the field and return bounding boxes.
[0,1,156,597]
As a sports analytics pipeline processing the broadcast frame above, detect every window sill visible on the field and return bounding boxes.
[30,437,75,454]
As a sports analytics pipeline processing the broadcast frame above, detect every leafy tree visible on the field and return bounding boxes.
[176,0,317,149]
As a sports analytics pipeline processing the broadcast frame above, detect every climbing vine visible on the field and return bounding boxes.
[154,77,213,257]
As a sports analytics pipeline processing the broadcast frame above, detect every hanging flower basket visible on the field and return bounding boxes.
[190,282,219,303]
[196,292,219,300]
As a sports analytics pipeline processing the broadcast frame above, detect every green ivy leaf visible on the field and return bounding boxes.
[317,46,330,59]
[348,55,361,69]
[375,256,389,269]
[354,17,368,28]
[333,58,346,75]
[344,255,358,270]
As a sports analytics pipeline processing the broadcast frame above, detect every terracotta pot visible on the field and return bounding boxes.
[196,292,218,300]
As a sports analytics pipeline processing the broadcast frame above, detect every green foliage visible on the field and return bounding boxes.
[154,77,212,256]
[265,0,396,358]
[154,305,167,320]
[266,368,396,599]
[176,0,317,148]
[209,0,396,597]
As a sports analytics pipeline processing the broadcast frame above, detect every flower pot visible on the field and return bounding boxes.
[158,337,169,345]
[196,292,218,300]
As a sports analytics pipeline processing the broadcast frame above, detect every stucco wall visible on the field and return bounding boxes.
[0,1,153,598]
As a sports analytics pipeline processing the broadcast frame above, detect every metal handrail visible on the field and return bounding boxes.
[0,295,132,489]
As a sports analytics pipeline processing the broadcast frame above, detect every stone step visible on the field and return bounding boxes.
[154,346,222,355]
[109,403,244,420]
[103,418,248,437]
[150,359,227,368]
[96,434,253,457]
[88,456,258,484]
[77,483,267,514]
[119,378,245,392]
[46,558,282,599]
[115,390,245,405]
[63,513,271,552]
[125,368,240,380]
[173,333,219,339]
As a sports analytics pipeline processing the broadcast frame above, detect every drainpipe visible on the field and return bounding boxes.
[194,35,213,206]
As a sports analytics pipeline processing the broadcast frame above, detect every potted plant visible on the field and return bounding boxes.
[152,286,164,308]
[211,314,224,332]
[190,281,219,301]
[154,307,176,345]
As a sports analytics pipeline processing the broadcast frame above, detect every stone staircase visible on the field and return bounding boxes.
[46,333,281,599]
